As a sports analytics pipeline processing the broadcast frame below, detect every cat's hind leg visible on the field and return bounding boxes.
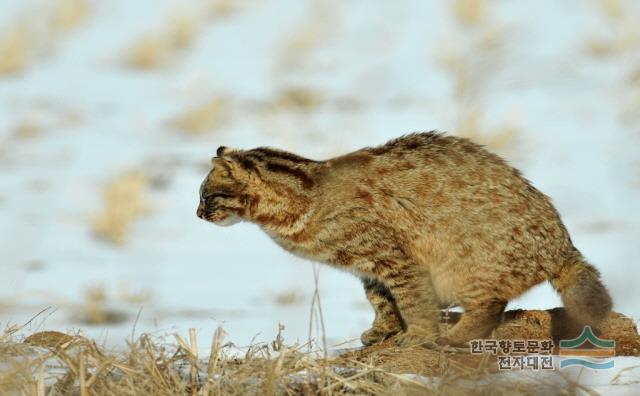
[436,297,507,347]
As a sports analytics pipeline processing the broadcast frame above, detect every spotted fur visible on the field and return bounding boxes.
[197,132,613,347]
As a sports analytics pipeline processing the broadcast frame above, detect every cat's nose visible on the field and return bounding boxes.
[196,202,205,218]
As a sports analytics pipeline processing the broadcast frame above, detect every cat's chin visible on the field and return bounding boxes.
[210,215,241,227]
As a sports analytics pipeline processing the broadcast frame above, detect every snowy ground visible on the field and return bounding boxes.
[1,0,639,390]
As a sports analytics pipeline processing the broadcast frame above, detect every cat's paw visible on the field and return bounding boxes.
[360,327,398,346]
[394,330,439,348]
[435,336,471,353]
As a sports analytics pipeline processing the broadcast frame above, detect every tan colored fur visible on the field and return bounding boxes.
[197,132,613,347]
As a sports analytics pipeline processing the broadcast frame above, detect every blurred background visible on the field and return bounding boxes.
[1,0,639,353]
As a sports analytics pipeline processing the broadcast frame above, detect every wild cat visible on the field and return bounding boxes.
[196,132,612,348]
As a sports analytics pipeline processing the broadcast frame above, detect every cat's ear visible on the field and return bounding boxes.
[215,146,238,158]
[211,156,233,168]
[211,148,243,178]
[211,146,238,165]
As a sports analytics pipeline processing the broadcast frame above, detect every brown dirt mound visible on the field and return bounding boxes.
[337,308,640,376]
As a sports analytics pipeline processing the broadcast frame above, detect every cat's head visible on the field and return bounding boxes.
[197,146,251,226]
[198,145,320,227]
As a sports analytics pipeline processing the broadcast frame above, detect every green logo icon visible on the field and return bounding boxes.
[558,326,615,370]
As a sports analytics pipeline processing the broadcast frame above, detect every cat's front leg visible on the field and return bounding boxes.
[374,262,441,347]
[360,277,404,346]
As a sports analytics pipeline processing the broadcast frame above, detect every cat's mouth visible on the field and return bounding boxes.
[204,211,230,223]
[197,203,238,226]
[197,204,229,223]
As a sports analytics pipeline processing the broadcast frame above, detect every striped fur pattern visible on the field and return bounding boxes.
[197,132,612,347]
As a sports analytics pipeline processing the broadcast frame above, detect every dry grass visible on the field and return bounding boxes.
[208,0,243,19]
[621,89,640,124]
[122,34,172,70]
[620,65,640,123]
[629,66,640,87]
[585,1,640,58]
[452,0,487,26]
[121,11,204,70]
[49,0,91,33]
[586,2,640,123]
[438,48,503,100]
[0,24,33,76]
[584,37,620,57]
[75,285,128,325]
[272,290,305,306]
[439,50,476,100]
[167,98,231,135]
[0,0,89,76]
[280,24,324,69]
[478,24,505,51]
[9,306,634,396]
[436,20,505,100]
[12,119,44,139]
[584,27,640,57]
[0,325,578,396]
[91,171,150,245]
[10,106,84,140]
[3,309,639,394]
[443,0,518,150]
[278,0,335,71]
[117,283,153,305]
[168,14,201,50]
[276,87,324,111]
[455,109,519,153]
[597,0,625,20]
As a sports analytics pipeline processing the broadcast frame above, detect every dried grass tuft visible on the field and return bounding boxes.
[0,1,90,76]
[0,322,600,396]
[452,0,487,26]
[281,25,324,68]
[456,109,519,153]
[584,28,640,57]
[12,119,44,139]
[91,171,149,245]
[584,37,619,57]
[585,1,640,58]
[438,50,479,100]
[167,98,230,135]
[620,89,640,124]
[121,10,204,70]
[272,290,305,306]
[278,0,335,70]
[628,66,640,87]
[276,87,324,111]
[75,285,128,325]
[0,25,33,76]
[208,0,242,19]
[598,0,625,20]
[49,0,91,33]
[117,283,153,305]
[122,35,171,70]
[478,24,505,51]
[167,14,201,50]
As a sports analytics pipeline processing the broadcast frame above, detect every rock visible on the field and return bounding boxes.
[338,309,640,375]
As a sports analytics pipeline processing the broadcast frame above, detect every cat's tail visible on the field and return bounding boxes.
[550,249,612,328]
